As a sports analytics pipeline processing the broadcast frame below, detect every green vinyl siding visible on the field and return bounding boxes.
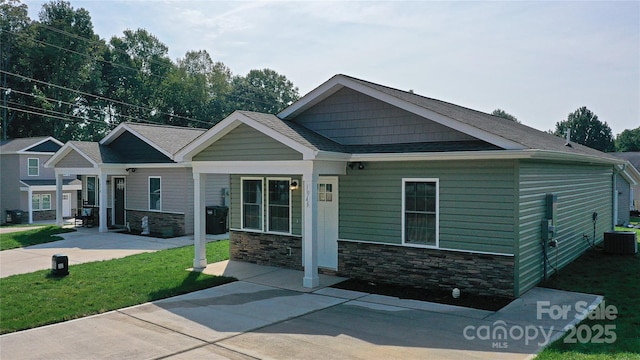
[515,161,613,296]
[339,160,517,254]
[193,124,303,161]
[229,174,302,235]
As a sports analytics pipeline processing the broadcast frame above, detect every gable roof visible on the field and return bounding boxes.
[44,141,123,168]
[279,74,620,163]
[100,122,206,159]
[0,136,63,154]
[614,152,640,170]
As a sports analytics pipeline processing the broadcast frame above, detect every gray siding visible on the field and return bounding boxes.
[20,154,56,178]
[0,154,20,212]
[57,150,93,168]
[339,160,517,254]
[125,168,192,214]
[205,174,229,206]
[194,124,302,161]
[230,175,302,235]
[293,87,476,145]
[516,161,613,296]
[615,173,630,224]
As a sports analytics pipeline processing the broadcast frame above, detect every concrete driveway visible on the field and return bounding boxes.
[0,226,228,278]
[0,260,602,360]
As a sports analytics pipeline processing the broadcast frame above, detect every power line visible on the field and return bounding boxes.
[5,100,111,126]
[1,70,214,126]
[1,86,165,126]
[13,25,281,108]
[1,104,111,127]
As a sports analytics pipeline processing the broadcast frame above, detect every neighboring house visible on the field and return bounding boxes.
[0,137,81,223]
[613,152,640,220]
[177,74,640,297]
[45,123,229,235]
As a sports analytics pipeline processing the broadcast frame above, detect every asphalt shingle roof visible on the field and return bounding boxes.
[0,137,54,153]
[342,75,619,160]
[124,123,206,156]
[69,141,123,164]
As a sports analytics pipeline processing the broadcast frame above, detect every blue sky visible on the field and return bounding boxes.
[24,1,639,136]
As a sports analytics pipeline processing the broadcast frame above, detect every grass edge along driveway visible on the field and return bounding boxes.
[536,227,640,360]
[0,225,75,251]
[0,240,234,334]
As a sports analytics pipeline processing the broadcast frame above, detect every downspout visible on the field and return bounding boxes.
[613,164,626,229]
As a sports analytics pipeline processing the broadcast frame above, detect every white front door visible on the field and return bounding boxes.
[62,193,71,217]
[317,177,338,269]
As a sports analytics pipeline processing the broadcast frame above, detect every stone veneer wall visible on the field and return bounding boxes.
[337,240,515,297]
[230,231,303,270]
[32,210,56,221]
[126,210,186,236]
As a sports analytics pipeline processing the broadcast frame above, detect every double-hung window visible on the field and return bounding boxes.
[403,179,439,247]
[149,177,161,211]
[242,178,263,230]
[86,176,98,206]
[28,158,39,176]
[267,178,290,233]
[31,194,51,210]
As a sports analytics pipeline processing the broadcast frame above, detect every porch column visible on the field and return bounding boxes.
[55,173,63,227]
[302,168,319,288]
[27,186,33,224]
[193,172,207,270]
[98,173,108,233]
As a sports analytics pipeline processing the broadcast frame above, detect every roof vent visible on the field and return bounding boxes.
[565,129,572,147]
[408,89,414,93]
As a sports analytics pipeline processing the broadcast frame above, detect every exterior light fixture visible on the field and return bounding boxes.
[348,162,365,170]
[290,180,299,190]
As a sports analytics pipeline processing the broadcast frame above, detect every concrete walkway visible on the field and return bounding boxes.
[0,226,228,278]
[0,260,603,360]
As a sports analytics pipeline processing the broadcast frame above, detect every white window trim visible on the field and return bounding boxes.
[266,177,292,235]
[41,194,51,210]
[85,176,99,206]
[31,193,52,211]
[401,178,440,248]
[241,177,264,231]
[27,158,39,176]
[148,176,162,211]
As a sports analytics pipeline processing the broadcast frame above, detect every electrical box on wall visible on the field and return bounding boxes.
[545,193,557,222]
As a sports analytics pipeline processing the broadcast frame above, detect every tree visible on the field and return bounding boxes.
[104,28,174,126]
[160,50,231,127]
[1,0,33,140]
[615,127,640,152]
[553,106,615,152]
[491,108,519,123]
[228,69,299,114]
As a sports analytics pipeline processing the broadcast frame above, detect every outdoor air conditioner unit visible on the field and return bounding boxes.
[603,232,638,255]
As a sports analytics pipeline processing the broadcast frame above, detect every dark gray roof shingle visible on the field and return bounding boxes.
[70,141,123,164]
[0,137,55,153]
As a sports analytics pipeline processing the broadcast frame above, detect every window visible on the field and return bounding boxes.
[268,178,291,233]
[28,158,39,176]
[31,194,52,210]
[32,194,40,210]
[86,176,98,206]
[41,194,51,210]
[403,179,439,247]
[149,177,161,211]
[242,178,263,230]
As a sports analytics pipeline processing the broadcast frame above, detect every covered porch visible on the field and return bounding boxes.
[191,160,345,288]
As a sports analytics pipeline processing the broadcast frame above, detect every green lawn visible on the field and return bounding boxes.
[0,225,75,251]
[0,240,234,334]
[536,228,640,359]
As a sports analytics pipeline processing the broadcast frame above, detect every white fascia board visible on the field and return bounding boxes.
[44,142,98,168]
[278,76,345,119]
[176,113,243,161]
[122,163,189,169]
[22,184,83,192]
[314,150,351,161]
[279,75,525,150]
[54,167,100,175]
[349,149,623,165]
[192,160,314,175]
[100,123,174,160]
[619,161,640,186]
[17,136,64,153]
[177,111,315,161]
